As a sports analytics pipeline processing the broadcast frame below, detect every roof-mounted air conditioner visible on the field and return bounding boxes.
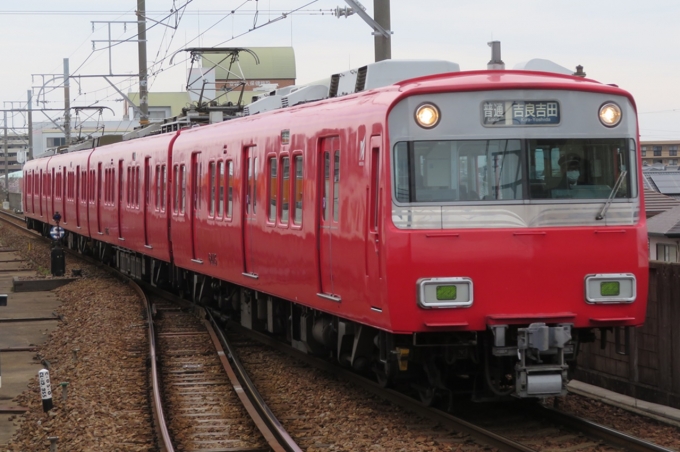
[243,95,282,116]
[329,59,460,97]
[282,85,329,108]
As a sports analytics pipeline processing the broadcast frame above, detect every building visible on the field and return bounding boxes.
[0,132,27,177]
[641,140,680,167]
[647,204,680,262]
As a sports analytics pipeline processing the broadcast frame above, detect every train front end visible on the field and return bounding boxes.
[383,71,648,400]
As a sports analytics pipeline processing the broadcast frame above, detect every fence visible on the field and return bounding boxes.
[575,261,680,409]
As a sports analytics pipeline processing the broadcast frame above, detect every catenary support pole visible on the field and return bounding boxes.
[373,0,391,61]
[137,0,149,126]
[27,90,33,161]
[63,59,70,146]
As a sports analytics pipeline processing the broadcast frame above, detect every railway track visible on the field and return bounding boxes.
[146,291,302,451]
[0,210,675,451]
[224,321,676,452]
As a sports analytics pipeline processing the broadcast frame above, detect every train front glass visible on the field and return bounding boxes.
[393,138,634,203]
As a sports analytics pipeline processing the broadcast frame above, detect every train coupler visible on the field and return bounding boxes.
[515,323,571,397]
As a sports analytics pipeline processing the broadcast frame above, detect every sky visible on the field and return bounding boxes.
[0,0,679,140]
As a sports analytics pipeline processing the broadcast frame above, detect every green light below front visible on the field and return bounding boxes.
[436,285,457,300]
[601,281,620,296]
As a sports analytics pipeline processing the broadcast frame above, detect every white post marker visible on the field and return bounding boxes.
[38,369,53,412]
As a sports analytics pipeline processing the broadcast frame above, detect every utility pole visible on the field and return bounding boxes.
[137,0,149,126]
[63,59,71,145]
[341,1,392,62]
[27,90,33,161]
[373,0,391,61]
[3,112,7,201]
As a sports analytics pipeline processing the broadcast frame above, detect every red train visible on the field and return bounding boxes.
[22,58,648,402]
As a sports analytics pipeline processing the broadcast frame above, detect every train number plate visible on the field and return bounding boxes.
[482,100,560,126]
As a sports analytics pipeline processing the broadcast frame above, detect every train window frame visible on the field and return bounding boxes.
[267,155,278,225]
[217,160,224,219]
[209,160,216,218]
[180,164,187,215]
[155,164,161,211]
[160,165,167,213]
[392,138,636,205]
[226,160,233,221]
[292,153,304,227]
[173,164,179,214]
[279,154,291,227]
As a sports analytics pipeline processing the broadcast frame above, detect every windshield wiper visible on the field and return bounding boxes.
[596,170,627,221]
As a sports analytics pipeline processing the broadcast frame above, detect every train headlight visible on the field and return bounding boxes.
[415,103,440,129]
[585,274,636,303]
[417,277,472,309]
[598,102,622,127]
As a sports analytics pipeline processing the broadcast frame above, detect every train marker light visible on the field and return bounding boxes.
[415,103,440,128]
[600,281,620,297]
[418,277,472,308]
[585,274,635,303]
[436,285,457,301]
[598,102,622,127]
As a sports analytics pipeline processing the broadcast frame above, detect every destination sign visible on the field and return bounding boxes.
[482,100,560,126]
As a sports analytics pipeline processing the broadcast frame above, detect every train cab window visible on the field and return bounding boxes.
[529,139,633,200]
[281,157,290,223]
[209,161,216,217]
[226,161,233,219]
[293,155,303,225]
[268,157,277,223]
[180,165,187,214]
[217,161,224,218]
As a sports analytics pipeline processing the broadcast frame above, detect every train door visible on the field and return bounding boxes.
[242,146,258,278]
[365,136,383,309]
[144,157,151,247]
[190,152,201,261]
[118,160,124,239]
[318,137,341,300]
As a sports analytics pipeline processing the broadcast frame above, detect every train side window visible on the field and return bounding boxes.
[127,167,132,206]
[333,150,340,222]
[253,157,258,214]
[323,152,330,221]
[281,156,290,223]
[226,161,233,219]
[293,155,303,225]
[160,165,166,212]
[217,161,224,218]
[136,167,141,208]
[155,165,160,210]
[180,164,187,214]
[209,161,216,218]
[173,165,179,214]
[268,157,277,223]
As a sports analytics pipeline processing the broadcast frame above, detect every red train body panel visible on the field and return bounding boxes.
[22,63,648,400]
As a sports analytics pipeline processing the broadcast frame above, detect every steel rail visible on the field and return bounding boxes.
[0,212,176,451]
[140,282,303,452]
[532,404,674,452]
[222,321,535,452]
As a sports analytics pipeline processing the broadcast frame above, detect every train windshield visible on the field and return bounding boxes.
[393,138,634,203]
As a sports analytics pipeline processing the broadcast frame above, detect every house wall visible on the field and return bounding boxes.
[649,236,679,262]
[576,261,680,409]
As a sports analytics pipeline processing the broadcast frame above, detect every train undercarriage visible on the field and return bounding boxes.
[30,222,598,405]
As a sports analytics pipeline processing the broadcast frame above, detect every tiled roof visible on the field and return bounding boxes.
[647,204,680,236]
[644,189,680,218]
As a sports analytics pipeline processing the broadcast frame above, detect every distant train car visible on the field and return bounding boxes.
[23,57,648,402]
